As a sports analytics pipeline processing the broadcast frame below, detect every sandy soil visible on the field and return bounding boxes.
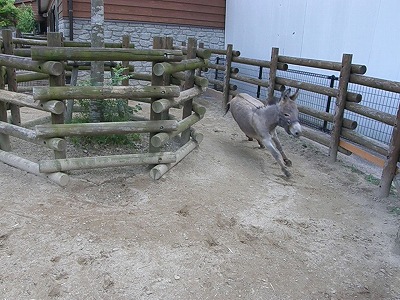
[0,89,399,300]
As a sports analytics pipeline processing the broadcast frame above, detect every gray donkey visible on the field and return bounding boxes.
[225,88,302,177]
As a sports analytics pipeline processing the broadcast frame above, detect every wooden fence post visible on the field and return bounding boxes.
[196,42,204,77]
[149,36,164,153]
[0,60,10,151]
[181,37,197,145]
[329,54,352,162]
[2,29,20,126]
[47,32,66,159]
[378,103,400,197]
[222,44,233,109]
[267,47,279,103]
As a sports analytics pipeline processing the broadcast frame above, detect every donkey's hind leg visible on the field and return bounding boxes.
[246,135,253,141]
[271,131,292,167]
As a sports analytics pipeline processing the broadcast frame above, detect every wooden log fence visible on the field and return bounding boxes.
[0,31,207,185]
[212,42,399,197]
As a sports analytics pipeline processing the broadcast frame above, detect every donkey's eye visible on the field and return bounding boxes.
[284,113,290,117]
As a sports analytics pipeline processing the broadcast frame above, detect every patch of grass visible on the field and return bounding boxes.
[364,174,380,186]
[349,165,364,175]
[389,207,400,215]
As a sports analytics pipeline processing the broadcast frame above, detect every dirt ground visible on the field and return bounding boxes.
[1,89,400,300]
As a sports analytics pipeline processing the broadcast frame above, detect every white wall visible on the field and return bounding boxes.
[225,0,400,81]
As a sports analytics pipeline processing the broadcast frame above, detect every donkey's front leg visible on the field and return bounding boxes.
[271,131,291,167]
[262,136,291,177]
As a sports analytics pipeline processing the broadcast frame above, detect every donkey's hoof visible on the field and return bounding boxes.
[283,168,292,177]
[284,159,292,167]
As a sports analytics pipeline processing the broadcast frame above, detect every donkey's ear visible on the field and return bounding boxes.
[290,88,300,101]
[281,88,291,100]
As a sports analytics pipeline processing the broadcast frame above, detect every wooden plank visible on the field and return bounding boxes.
[339,140,385,168]
[68,0,225,28]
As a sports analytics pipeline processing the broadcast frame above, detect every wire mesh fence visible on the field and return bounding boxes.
[211,58,400,145]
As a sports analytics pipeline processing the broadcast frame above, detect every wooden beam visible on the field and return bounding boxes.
[339,140,385,168]
[39,152,177,172]
[31,47,184,62]
[0,150,69,186]
[35,120,178,137]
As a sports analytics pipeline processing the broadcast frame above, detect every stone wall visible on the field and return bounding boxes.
[59,18,225,81]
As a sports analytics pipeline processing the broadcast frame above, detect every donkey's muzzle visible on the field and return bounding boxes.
[290,122,302,137]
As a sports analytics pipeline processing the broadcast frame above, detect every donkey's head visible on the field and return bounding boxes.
[278,88,302,137]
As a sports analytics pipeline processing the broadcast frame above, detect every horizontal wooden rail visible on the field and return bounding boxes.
[16,72,49,82]
[12,37,47,46]
[63,41,136,48]
[33,86,181,101]
[0,121,66,151]
[350,74,400,93]
[171,72,209,87]
[278,55,367,74]
[152,86,204,113]
[298,104,357,130]
[172,46,211,59]
[12,48,31,57]
[231,73,269,88]
[31,47,184,62]
[0,54,64,75]
[0,150,69,186]
[0,90,64,114]
[207,48,241,57]
[301,126,351,155]
[207,62,239,74]
[275,76,362,102]
[35,120,178,137]
[232,56,288,71]
[153,58,207,76]
[345,102,396,126]
[39,152,177,172]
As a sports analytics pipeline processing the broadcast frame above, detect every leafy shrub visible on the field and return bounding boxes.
[0,0,18,28]
[16,4,36,33]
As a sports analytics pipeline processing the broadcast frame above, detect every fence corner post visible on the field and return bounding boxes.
[329,53,352,163]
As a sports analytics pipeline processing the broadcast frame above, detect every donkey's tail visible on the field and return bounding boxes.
[223,103,231,116]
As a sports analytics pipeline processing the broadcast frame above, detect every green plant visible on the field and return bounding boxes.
[364,174,380,186]
[16,4,36,33]
[0,0,18,28]
[71,66,142,146]
[389,207,400,215]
